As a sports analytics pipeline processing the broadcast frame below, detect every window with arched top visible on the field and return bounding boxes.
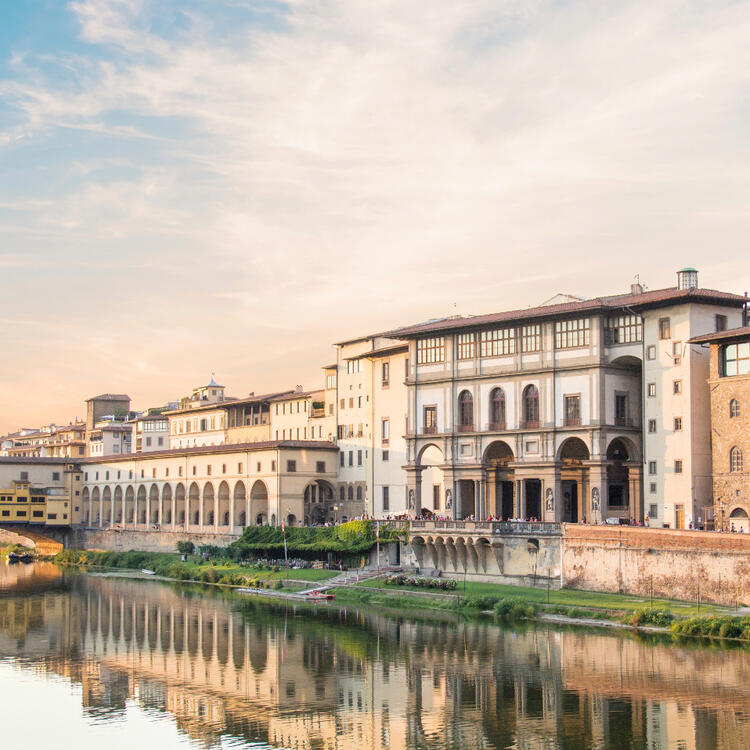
[347,485,354,500]
[730,447,743,473]
[458,390,474,431]
[523,385,540,428]
[730,399,740,418]
[490,388,506,430]
[356,486,363,501]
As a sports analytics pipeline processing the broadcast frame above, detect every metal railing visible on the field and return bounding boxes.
[410,520,561,535]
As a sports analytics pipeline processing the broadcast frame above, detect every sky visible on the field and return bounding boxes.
[1,0,749,433]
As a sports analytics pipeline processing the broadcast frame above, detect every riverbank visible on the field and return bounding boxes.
[54,548,339,589]
[53,549,750,643]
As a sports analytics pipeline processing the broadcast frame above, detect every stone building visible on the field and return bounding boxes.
[383,271,745,525]
[689,325,750,531]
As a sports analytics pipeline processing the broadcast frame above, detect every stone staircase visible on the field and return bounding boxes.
[297,566,402,596]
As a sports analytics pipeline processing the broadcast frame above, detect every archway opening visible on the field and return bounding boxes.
[250,480,269,525]
[484,441,515,519]
[418,444,445,516]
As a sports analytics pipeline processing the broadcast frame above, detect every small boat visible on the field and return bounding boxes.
[141,568,156,575]
[7,552,20,563]
[306,590,335,601]
[20,553,34,563]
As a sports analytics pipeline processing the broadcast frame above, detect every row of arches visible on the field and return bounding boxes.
[81,479,271,529]
[415,435,640,522]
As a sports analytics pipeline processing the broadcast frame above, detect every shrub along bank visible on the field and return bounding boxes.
[228,520,407,561]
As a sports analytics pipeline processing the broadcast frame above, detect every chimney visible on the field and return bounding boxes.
[630,274,644,295]
[677,267,699,290]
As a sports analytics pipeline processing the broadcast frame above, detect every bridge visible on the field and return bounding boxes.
[0,525,64,556]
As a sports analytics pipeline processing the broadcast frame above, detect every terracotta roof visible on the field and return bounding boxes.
[86,393,130,402]
[345,343,409,360]
[80,440,339,463]
[169,390,295,416]
[269,389,324,402]
[0,457,81,465]
[382,287,747,338]
[688,325,750,345]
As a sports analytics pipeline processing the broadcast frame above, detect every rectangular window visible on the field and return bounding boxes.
[417,337,445,364]
[674,460,683,473]
[555,319,590,349]
[647,383,656,397]
[433,484,440,510]
[672,341,682,365]
[649,461,657,475]
[382,486,389,511]
[521,324,541,353]
[348,451,353,466]
[649,486,657,497]
[456,333,475,360]
[316,461,325,473]
[271,460,276,472]
[340,451,345,467]
[564,395,581,426]
[207,465,212,476]
[480,328,515,357]
[648,419,656,433]
[647,345,656,360]
[658,317,671,340]
[382,450,389,462]
[357,450,363,466]
[605,315,642,345]
[286,460,296,472]
[222,463,227,474]
[721,342,750,377]
[256,462,261,472]
[326,373,336,389]
[649,503,658,517]
[238,462,243,473]
[340,398,345,409]
[357,423,363,437]
[381,418,390,442]
[52,472,60,481]
[423,406,437,434]
[381,361,390,385]
[615,394,629,426]
[674,417,682,431]
[716,314,728,332]
[349,397,354,408]
[673,380,682,394]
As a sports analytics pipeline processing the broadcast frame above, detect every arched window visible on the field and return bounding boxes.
[490,388,505,429]
[339,486,345,501]
[523,385,540,428]
[458,390,474,430]
[356,486,363,501]
[730,447,743,473]
[347,485,354,500]
[730,399,740,418]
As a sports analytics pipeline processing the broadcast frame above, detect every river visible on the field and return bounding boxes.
[1,561,750,749]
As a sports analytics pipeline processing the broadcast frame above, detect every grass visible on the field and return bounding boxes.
[366,579,724,617]
[54,549,338,586]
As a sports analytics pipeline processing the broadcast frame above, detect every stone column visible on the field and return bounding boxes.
[486,469,497,517]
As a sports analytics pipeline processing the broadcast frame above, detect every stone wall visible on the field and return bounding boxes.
[562,524,750,605]
[68,528,241,553]
[0,528,36,549]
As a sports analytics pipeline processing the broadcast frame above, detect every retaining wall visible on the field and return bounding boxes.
[68,528,241,553]
[562,524,750,606]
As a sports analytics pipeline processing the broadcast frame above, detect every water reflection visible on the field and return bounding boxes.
[1,561,750,749]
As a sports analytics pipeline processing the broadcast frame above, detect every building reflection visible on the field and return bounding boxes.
[1,564,750,749]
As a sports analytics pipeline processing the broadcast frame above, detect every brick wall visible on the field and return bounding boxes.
[563,523,750,605]
[709,342,750,529]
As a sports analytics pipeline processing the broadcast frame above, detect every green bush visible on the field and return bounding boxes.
[493,598,537,621]
[629,608,675,628]
[671,615,750,639]
[273,580,283,590]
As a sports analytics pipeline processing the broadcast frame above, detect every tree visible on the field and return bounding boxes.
[176,540,195,556]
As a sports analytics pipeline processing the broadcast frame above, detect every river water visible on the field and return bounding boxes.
[2,562,750,750]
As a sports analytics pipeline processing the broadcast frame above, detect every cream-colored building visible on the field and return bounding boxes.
[88,421,132,457]
[379,270,744,524]
[81,440,338,530]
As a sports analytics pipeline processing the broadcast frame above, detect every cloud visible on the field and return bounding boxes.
[1,0,750,430]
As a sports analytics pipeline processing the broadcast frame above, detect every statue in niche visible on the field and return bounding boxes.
[591,487,600,512]
[408,489,415,511]
[545,487,554,512]
[445,489,452,510]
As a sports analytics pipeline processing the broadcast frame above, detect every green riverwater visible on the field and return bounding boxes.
[1,560,749,749]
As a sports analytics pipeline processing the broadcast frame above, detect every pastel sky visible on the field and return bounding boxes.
[1,0,749,433]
